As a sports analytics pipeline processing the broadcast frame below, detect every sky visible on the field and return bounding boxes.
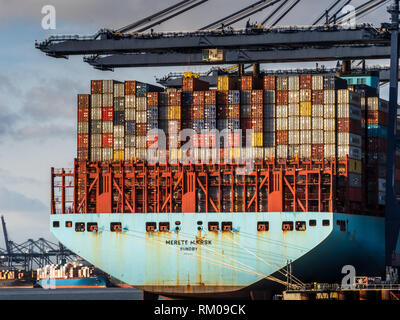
[0,0,393,247]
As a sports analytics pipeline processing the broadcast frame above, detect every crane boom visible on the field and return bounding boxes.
[1,215,11,255]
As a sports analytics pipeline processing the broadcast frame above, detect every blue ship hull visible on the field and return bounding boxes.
[49,212,385,298]
[37,276,107,289]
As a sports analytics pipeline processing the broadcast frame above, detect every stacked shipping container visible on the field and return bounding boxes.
[73,73,399,215]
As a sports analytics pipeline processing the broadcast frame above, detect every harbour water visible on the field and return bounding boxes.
[0,288,156,300]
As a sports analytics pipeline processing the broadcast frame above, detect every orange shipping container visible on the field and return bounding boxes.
[263,75,276,90]
[204,91,216,105]
[78,94,90,109]
[182,78,209,91]
[77,134,89,148]
[124,81,136,95]
[299,74,312,89]
[78,108,89,122]
[102,134,113,148]
[91,80,102,94]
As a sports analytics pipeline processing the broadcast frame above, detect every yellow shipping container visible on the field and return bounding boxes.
[113,150,124,161]
[217,76,238,91]
[169,148,181,162]
[252,132,263,147]
[349,159,362,174]
[300,101,311,116]
[168,106,181,120]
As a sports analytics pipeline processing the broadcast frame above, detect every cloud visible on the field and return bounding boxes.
[0,168,42,185]
[0,186,48,213]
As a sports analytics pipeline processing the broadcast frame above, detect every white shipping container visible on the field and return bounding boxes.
[136,136,146,149]
[300,130,312,144]
[102,121,113,134]
[288,145,299,159]
[288,116,300,130]
[102,93,113,107]
[324,144,336,159]
[136,148,147,160]
[125,108,136,121]
[276,76,288,90]
[264,147,275,160]
[288,130,300,145]
[324,118,336,131]
[114,125,124,138]
[114,83,124,97]
[90,134,102,148]
[300,144,311,159]
[300,116,311,130]
[324,131,336,144]
[91,107,102,121]
[312,75,324,90]
[323,104,336,119]
[276,105,288,118]
[114,137,124,150]
[324,90,336,104]
[91,94,102,108]
[312,117,323,130]
[288,103,299,116]
[276,145,288,159]
[136,97,147,111]
[337,89,361,105]
[102,148,113,161]
[300,89,311,102]
[288,91,299,103]
[102,80,114,93]
[136,111,147,123]
[337,104,362,120]
[337,145,362,160]
[78,122,89,134]
[337,132,362,147]
[125,95,136,108]
[312,104,324,117]
[276,118,288,130]
[254,147,263,160]
[288,76,299,90]
[312,130,324,144]
[90,148,102,161]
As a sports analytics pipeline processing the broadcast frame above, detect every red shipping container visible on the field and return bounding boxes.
[276,130,288,145]
[367,110,388,126]
[91,80,102,94]
[136,123,147,136]
[102,107,113,121]
[182,78,209,91]
[191,134,204,148]
[263,75,276,90]
[250,104,263,118]
[102,134,113,148]
[193,91,205,105]
[251,90,263,104]
[125,81,136,95]
[147,92,159,106]
[276,90,288,105]
[204,91,216,105]
[78,134,89,148]
[78,108,89,122]
[312,90,324,104]
[191,105,205,119]
[77,147,89,161]
[221,132,241,147]
[250,118,263,132]
[168,91,181,105]
[337,118,362,135]
[241,76,262,90]
[311,144,324,160]
[348,187,362,202]
[300,74,312,89]
[78,94,90,109]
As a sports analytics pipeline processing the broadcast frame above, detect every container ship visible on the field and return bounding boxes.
[0,269,34,288]
[36,261,108,288]
[49,71,400,298]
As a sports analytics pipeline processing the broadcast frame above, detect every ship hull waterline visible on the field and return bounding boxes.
[50,212,385,299]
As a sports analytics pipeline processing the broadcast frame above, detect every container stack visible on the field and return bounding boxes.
[263,75,276,160]
[77,94,90,161]
[276,76,288,160]
[124,81,136,161]
[90,80,103,161]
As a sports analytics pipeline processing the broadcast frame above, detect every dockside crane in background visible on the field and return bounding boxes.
[0,215,76,270]
[34,0,400,269]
